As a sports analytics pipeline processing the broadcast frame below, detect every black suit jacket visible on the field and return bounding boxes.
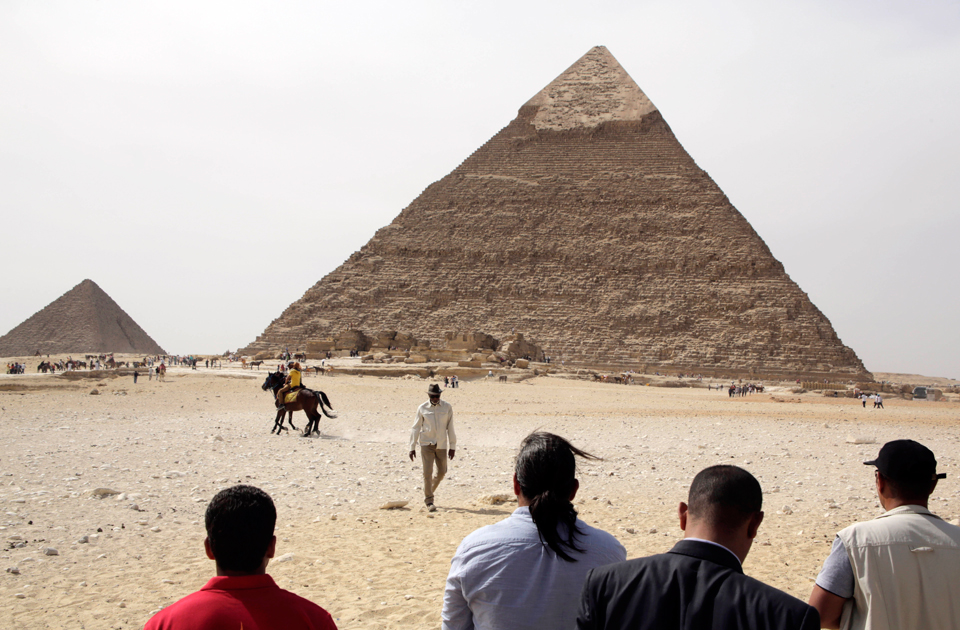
[577,539,820,630]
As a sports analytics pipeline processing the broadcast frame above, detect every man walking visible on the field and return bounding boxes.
[409,383,456,512]
[809,439,960,629]
[577,465,820,629]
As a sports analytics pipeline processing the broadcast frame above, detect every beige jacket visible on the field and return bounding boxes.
[838,504,960,630]
[409,399,456,451]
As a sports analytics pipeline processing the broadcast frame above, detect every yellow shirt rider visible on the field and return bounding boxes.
[276,362,303,408]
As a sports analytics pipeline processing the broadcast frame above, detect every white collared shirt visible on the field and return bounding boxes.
[410,399,456,451]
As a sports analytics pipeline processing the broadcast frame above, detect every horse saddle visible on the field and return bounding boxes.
[283,387,304,404]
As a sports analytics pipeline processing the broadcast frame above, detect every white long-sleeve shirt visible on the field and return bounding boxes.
[410,399,456,451]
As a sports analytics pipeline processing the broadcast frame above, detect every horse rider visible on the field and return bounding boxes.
[276,361,303,410]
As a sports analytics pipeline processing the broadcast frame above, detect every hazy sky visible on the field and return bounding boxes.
[2,0,958,378]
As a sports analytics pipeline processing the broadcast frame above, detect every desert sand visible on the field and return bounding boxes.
[0,358,957,629]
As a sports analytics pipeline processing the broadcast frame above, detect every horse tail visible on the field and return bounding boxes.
[309,389,337,418]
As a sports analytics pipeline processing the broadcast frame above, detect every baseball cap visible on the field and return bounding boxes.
[864,439,946,483]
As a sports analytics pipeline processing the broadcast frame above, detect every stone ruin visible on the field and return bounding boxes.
[292,328,543,369]
[443,332,497,352]
[240,46,870,381]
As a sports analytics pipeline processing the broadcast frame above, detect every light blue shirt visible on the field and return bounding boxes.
[442,506,626,630]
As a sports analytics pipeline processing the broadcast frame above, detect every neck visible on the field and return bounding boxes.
[683,524,750,565]
[881,496,928,510]
[215,567,266,577]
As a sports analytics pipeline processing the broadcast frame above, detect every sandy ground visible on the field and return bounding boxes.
[0,359,957,629]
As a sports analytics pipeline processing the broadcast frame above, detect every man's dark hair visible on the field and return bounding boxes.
[687,465,763,530]
[205,485,276,573]
[515,432,600,562]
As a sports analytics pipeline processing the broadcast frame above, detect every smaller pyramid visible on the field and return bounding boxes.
[0,280,166,356]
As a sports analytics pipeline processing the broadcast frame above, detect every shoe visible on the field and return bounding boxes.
[427,503,437,512]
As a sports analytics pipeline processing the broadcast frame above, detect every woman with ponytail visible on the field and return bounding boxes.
[442,432,625,630]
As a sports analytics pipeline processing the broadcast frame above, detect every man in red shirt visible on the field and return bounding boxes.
[144,485,337,630]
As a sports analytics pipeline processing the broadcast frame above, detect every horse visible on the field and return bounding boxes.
[248,360,264,370]
[293,352,306,362]
[261,371,337,436]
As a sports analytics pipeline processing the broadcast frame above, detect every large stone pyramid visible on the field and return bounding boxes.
[0,279,165,356]
[242,46,868,379]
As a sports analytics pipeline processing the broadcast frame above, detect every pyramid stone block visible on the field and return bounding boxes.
[241,46,868,380]
[0,279,165,356]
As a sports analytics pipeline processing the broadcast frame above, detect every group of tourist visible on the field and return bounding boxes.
[728,382,763,396]
[5,362,25,374]
[146,379,958,630]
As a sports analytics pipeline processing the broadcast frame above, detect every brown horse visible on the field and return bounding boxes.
[261,372,337,436]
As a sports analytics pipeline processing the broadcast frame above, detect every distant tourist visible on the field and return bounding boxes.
[809,440,959,629]
[409,383,455,512]
[443,432,625,629]
[144,485,337,629]
[578,465,820,629]
[874,393,883,409]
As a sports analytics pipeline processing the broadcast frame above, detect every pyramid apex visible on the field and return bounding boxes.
[522,46,657,131]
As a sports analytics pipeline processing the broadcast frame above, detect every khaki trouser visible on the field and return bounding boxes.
[420,444,448,505]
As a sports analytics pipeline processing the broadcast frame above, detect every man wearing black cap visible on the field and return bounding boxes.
[809,439,960,630]
[409,383,456,512]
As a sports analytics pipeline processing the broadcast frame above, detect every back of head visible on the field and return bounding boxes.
[687,465,762,531]
[865,439,944,503]
[515,432,598,562]
[205,485,276,573]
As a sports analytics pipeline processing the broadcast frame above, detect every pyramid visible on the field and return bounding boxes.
[241,46,868,379]
[0,279,166,356]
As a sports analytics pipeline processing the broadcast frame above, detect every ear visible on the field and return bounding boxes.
[876,471,887,497]
[266,535,276,559]
[678,502,689,531]
[569,479,580,502]
[512,473,521,497]
[747,511,764,539]
[204,536,215,561]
